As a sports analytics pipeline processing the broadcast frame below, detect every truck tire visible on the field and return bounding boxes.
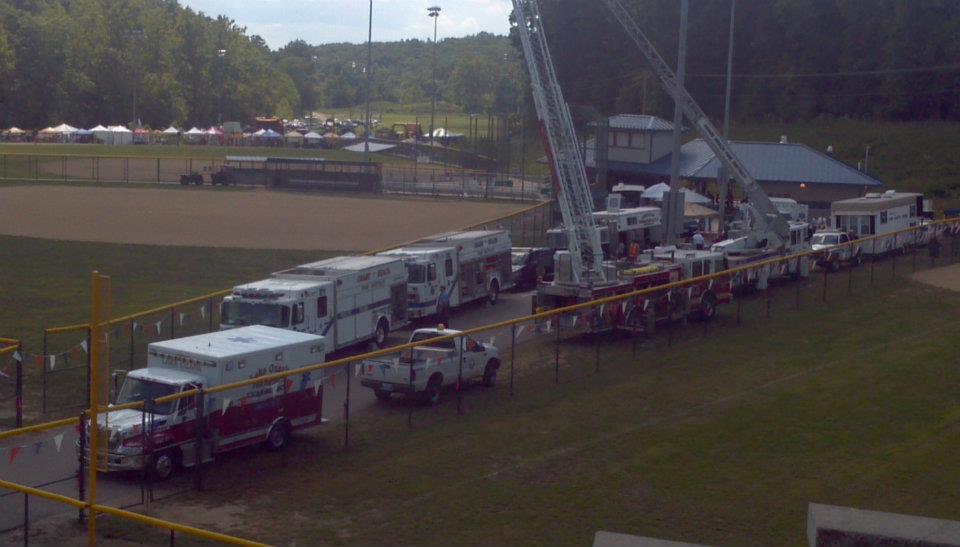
[482,360,500,387]
[374,318,389,349]
[488,279,500,306]
[149,450,176,482]
[374,387,391,401]
[265,421,289,451]
[422,375,442,405]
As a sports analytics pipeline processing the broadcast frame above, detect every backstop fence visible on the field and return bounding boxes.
[0,153,549,202]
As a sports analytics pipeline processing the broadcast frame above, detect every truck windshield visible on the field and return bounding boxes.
[812,234,839,246]
[116,378,178,415]
[406,264,426,284]
[221,302,290,328]
[511,252,528,266]
[410,331,456,350]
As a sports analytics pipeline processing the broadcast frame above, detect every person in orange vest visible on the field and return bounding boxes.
[627,240,640,262]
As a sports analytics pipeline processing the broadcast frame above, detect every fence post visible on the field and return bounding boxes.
[509,323,516,398]
[343,364,350,449]
[554,317,560,385]
[795,277,801,311]
[736,298,742,325]
[891,234,898,281]
[85,327,92,409]
[822,265,828,303]
[129,319,135,370]
[194,388,205,492]
[594,313,601,374]
[207,298,214,332]
[912,239,917,272]
[407,357,414,429]
[41,329,47,415]
[23,491,29,546]
[77,410,86,524]
[848,260,853,296]
[870,240,876,286]
[457,336,464,415]
[156,158,161,184]
[15,342,22,427]
[765,284,771,319]
[170,308,175,339]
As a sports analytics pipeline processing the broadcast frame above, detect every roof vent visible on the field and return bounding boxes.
[826,145,834,154]
[780,135,788,144]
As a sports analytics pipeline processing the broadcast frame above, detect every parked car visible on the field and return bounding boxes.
[511,247,556,290]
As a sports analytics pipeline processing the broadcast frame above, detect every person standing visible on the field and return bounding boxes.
[692,231,705,250]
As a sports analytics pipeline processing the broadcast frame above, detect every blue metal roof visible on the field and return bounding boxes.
[591,139,883,187]
[588,114,677,132]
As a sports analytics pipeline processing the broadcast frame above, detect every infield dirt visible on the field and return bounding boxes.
[0,185,525,251]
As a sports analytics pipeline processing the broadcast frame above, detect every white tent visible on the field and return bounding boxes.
[107,125,133,145]
[340,131,357,140]
[50,123,79,134]
[90,125,111,143]
[184,126,204,135]
[5,127,25,135]
[641,182,712,205]
[303,131,322,141]
[162,126,180,135]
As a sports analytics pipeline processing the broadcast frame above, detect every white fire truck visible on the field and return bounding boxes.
[221,255,408,350]
[377,230,513,320]
[83,326,327,480]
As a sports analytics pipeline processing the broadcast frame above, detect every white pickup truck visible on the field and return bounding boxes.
[811,230,862,270]
[358,327,501,405]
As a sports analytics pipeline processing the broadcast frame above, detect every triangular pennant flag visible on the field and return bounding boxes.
[80,339,88,354]
[155,320,163,336]
[599,304,605,317]
[570,315,579,328]
[179,313,188,326]
[643,299,650,311]
[620,300,628,314]
[8,446,21,464]
[200,305,207,319]
[33,441,43,455]
[313,380,323,396]
[271,383,280,399]
[48,354,56,370]
[53,433,65,452]
[516,324,526,338]
[545,320,552,333]
[708,279,714,290]
[221,397,231,415]
[133,322,142,335]
[284,378,294,392]
[12,351,21,363]
[354,363,361,377]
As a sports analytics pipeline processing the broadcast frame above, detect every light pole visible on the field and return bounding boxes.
[718,0,736,232]
[428,6,441,146]
[127,29,144,127]
[364,0,373,160]
[217,48,227,126]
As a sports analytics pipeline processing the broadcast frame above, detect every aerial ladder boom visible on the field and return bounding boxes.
[598,0,790,248]
[511,0,605,284]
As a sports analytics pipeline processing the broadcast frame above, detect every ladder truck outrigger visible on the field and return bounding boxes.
[514,0,804,330]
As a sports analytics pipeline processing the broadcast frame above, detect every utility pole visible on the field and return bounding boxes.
[665,0,689,245]
[217,48,227,126]
[718,0,736,233]
[364,0,373,160]
[428,6,441,146]
[128,29,144,127]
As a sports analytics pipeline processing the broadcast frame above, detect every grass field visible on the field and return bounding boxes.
[104,255,960,546]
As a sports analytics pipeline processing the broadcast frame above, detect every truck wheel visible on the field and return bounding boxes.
[488,280,500,305]
[374,318,389,348]
[482,360,499,387]
[149,450,176,482]
[422,376,442,406]
[374,388,391,401]
[265,422,289,451]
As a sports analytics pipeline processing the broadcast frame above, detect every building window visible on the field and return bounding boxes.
[616,132,629,147]
[880,211,888,224]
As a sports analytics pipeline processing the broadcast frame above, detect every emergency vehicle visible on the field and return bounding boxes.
[537,246,732,331]
[221,255,408,350]
[82,326,327,480]
[829,191,927,254]
[377,230,513,320]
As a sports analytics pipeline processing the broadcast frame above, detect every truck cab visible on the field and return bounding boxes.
[811,230,860,270]
[221,278,327,334]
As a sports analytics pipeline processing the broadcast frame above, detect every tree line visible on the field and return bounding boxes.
[525,0,960,123]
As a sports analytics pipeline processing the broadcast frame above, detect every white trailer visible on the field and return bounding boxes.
[830,191,926,254]
[378,230,513,319]
[221,255,408,350]
[84,326,327,480]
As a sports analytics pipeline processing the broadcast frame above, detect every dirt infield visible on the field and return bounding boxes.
[0,186,524,251]
[912,263,960,292]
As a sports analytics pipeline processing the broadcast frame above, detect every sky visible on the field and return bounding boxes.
[178,0,513,50]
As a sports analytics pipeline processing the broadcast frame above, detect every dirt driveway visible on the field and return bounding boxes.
[912,263,960,292]
[0,186,524,251]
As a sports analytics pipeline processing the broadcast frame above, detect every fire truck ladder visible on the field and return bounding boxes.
[512,0,605,284]
[598,0,790,248]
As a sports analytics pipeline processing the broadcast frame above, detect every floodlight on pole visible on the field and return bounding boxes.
[217,48,227,126]
[428,5,441,146]
[364,0,373,160]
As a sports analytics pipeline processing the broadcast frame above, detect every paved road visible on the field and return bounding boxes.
[0,289,534,532]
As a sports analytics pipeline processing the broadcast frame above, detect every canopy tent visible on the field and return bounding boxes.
[47,123,79,134]
[303,131,323,141]
[340,131,357,140]
[284,130,304,140]
[204,126,223,135]
[38,123,79,142]
[1,126,27,142]
[641,182,711,204]
[4,127,25,135]
[184,127,204,135]
[162,126,180,135]
[260,129,281,139]
[684,202,721,233]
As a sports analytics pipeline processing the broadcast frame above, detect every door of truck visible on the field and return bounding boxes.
[438,252,458,307]
[336,293,357,347]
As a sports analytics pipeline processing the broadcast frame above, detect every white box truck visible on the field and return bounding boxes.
[83,326,327,480]
[377,230,513,320]
[221,255,408,350]
[829,191,927,254]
